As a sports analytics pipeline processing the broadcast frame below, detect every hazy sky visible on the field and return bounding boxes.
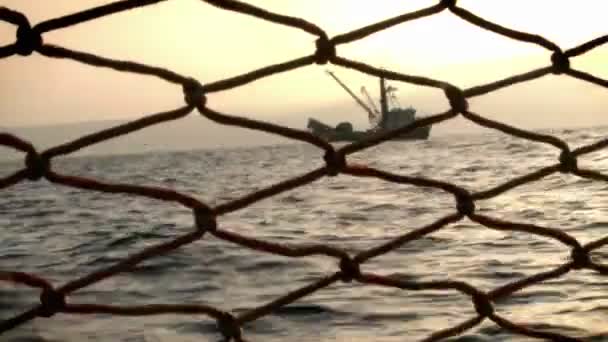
[1,0,606,148]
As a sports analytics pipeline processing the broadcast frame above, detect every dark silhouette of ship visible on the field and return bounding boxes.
[307,70,431,142]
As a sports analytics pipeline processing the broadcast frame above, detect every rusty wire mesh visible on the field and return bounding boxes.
[1,0,608,341]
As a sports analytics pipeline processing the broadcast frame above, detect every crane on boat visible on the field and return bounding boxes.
[325,70,380,126]
[360,86,382,127]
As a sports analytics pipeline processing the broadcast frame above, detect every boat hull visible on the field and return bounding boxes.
[307,118,431,142]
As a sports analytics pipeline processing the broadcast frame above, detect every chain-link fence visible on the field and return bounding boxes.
[1,0,607,341]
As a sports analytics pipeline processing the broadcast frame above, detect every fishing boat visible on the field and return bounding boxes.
[307,71,431,142]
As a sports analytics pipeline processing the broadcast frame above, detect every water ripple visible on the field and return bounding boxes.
[1,128,607,342]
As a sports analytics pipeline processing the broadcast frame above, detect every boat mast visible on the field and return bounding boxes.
[379,76,389,128]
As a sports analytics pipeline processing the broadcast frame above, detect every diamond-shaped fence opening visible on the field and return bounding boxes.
[1,1,608,341]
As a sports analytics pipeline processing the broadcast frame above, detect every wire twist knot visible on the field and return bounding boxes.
[183,78,207,109]
[455,190,475,217]
[323,150,346,176]
[440,0,458,9]
[558,149,577,174]
[25,151,49,181]
[16,23,42,56]
[194,206,217,232]
[315,36,336,65]
[444,85,468,114]
[38,288,66,318]
[472,292,494,318]
[217,312,242,342]
[570,247,591,270]
[551,50,570,75]
[339,256,361,282]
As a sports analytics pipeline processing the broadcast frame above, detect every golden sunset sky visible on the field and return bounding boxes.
[1,0,606,142]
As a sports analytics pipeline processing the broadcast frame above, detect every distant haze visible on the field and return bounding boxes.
[1,0,606,158]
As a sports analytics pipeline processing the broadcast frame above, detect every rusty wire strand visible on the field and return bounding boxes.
[43,106,195,159]
[38,45,192,85]
[1,0,607,341]
[565,69,608,88]
[201,0,326,38]
[565,35,608,57]
[34,0,168,33]
[0,45,17,57]
[0,133,36,153]
[0,271,53,290]
[464,66,553,98]
[449,5,561,52]
[201,55,317,93]
[422,316,485,342]
[0,169,28,189]
[331,2,447,45]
